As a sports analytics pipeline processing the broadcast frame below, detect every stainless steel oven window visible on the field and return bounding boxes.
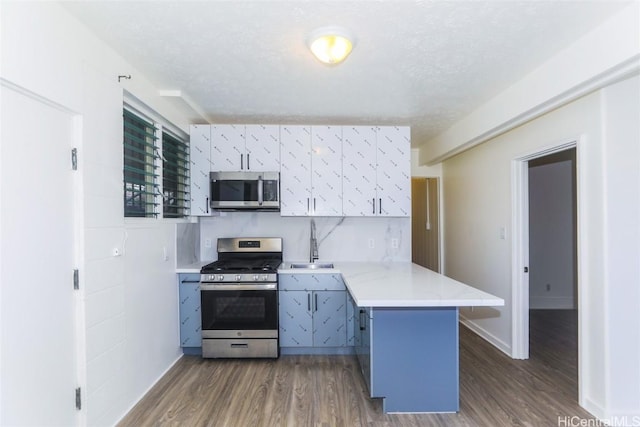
[201,289,278,331]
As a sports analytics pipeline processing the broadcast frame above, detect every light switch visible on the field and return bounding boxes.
[499,227,507,240]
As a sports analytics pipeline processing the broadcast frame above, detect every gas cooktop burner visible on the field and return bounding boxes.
[201,258,282,274]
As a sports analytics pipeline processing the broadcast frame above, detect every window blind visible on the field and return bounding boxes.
[123,109,159,217]
[162,131,190,218]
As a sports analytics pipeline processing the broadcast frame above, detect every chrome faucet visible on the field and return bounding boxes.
[310,219,319,263]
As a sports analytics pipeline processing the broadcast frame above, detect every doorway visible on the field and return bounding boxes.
[511,140,580,399]
[528,148,579,398]
[411,177,440,272]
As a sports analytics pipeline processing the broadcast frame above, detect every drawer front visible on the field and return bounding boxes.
[279,273,345,291]
[202,339,278,358]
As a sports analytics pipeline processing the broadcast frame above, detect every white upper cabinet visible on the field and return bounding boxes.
[342,126,377,216]
[343,125,410,217]
[189,124,211,215]
[210,124,280,171]
[376,126,411,217]
[280,126,343,216]
[280,125,312,216]
[210,124,245,171]
[244,125,281,171]
[311,126,343,216]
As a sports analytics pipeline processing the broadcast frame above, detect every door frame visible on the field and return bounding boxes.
[511,136,581,360]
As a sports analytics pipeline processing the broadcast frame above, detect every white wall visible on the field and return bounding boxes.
[199,213,411,263]
[441,74,640,420]
[528,158,575,309]
[1,2,191,425]
[600,76,640,419]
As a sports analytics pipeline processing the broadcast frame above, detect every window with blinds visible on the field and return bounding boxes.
[162,131,190,218]
[123,109,159,217]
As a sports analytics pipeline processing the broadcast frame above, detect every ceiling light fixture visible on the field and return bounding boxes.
[307,26,354,65]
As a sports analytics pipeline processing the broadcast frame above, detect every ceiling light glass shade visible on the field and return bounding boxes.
[308,27,353,65]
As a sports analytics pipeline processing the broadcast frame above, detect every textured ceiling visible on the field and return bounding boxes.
[61,0,628,147]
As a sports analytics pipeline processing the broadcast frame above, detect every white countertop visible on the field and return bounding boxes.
[281,262,504,308]
[179,260,504,308]
[176,261,211,273]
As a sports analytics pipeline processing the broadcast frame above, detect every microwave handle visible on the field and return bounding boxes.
[258,175,263,206]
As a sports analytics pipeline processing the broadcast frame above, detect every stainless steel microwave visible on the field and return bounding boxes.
[210,171,280,211]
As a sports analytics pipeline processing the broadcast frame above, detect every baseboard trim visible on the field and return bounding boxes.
[459,316,512,358]
[115,352,183,425]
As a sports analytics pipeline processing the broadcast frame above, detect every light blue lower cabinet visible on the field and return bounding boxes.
[353,303,460,413]
[278,273,350,354]
[178,273,202,354]
[279,290,347,348]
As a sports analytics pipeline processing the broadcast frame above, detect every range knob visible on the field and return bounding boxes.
[261,274,269,281]
[217,274,224,281]
[235,274,242,281]
[253,274,259,281]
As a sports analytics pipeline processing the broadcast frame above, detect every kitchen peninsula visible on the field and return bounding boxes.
[279,261,504,413]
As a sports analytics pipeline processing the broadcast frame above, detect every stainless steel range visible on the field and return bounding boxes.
[200,237,282,358]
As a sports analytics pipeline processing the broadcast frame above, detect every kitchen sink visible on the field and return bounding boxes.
[289,262,335,269]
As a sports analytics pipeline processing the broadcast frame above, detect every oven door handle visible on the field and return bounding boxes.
[200,283,276,291]
[257,175,264,206]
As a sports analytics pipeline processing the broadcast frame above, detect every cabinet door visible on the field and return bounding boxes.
[311,126,343,216]
[178,274,202,347]
[342,126,377,216]
[278,290,313,347]
[189,125,211,216]
[280,125,312,216]
[359,307,373,394]
[313,290,347,347]
[376,126,411,217]
[346,292,356,347]
[245,124,280,171]
[210,124,246,171]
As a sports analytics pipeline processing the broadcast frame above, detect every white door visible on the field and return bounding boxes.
[1,84,80,426]
[311,126,343,216]
[189,124,211,215]
[245,124,280,171]
[342,126,377,216]
[280,125,312,216]
[376,126,411,217]
[210,124,245,171]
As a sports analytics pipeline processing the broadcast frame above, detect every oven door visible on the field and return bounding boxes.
[200,283,278,339]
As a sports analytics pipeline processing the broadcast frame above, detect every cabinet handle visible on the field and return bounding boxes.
[313,198,316,213]
[240,154,244,170]
[247,153,250,170]
[181,280,200,284]
[379,198,382,215]
[308,293,311,311]
[314,293,318,312]
[372,198,375,214]
[359,309,366,331]
[307,198,310,214]
[206,197,209,214]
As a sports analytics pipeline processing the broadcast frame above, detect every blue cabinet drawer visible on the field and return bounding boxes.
[279,273,345,291]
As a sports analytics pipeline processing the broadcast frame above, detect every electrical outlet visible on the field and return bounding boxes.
[368,238,375,249]
[204,238,212,248]
[391,238,399,249]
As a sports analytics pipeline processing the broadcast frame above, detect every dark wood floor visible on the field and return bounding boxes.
[119,309,591,426]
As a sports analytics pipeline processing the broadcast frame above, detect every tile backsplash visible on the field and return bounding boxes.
[198,212,410,263]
